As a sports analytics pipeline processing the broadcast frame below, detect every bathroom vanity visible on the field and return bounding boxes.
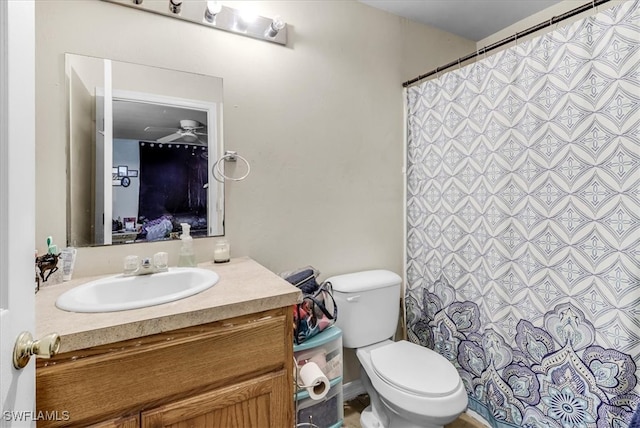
[35,257,301,427]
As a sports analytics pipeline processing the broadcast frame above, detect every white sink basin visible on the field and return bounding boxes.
[55,267,219,313]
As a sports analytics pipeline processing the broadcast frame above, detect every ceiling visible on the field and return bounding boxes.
[113,100,208,145]
[359,0,563,41]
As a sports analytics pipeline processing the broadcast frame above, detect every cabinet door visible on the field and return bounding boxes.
[90,414,140,428]
[37,308,293,427]
[141,370,289,428]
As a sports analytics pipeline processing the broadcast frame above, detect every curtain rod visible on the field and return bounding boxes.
[402,0,612,88]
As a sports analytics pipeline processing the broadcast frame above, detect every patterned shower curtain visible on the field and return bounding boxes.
[405,2,640,427]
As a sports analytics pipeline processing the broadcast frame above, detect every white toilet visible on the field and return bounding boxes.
[329,270,468,428]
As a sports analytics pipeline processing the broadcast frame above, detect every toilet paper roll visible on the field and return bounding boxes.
[299,362,330,401]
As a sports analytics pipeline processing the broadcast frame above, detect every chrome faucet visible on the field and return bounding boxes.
[123,252,169,276]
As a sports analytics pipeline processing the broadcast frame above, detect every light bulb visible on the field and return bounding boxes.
[235,9,257,32]
[266,15,285,37]
[240,10,257,24]
[169,0,182,14]
[204,1,222,23]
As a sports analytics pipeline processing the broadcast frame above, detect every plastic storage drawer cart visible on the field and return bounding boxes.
[294,326,344,428]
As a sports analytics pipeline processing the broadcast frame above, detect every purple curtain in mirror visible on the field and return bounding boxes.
[138,143,208,238]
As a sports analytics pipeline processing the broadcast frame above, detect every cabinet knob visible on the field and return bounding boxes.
[13,331,60,369]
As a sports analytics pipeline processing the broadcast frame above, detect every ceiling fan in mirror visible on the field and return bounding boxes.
[144,119,208,145]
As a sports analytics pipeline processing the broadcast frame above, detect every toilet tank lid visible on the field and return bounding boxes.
[326,270,401,293]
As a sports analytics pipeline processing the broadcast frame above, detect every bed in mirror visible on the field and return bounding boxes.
[65,53,224,247]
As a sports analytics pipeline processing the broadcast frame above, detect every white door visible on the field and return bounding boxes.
[94,60,113,245]
[0,0,36,426]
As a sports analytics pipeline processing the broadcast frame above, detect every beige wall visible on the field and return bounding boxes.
[36,0,474,279]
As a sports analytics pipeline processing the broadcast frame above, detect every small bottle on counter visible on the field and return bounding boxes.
[177,223,197,267]
[213,239,230,263]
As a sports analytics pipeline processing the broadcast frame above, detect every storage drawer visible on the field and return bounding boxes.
[294,326,343,381]
[296,377,343,428]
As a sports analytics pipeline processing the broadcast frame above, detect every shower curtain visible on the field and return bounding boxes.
[405,2,640,427]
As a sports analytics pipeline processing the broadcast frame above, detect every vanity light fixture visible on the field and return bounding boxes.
[266,16,285,38]
[204,1,222,23]
[168,0,181,14]
[102,0,288,46]
[234,9,256,32]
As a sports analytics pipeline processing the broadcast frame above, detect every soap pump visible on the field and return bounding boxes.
[177,223,196,267]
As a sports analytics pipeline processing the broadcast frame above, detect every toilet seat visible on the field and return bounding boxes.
[370,340,461,397]
[358,340,469,421]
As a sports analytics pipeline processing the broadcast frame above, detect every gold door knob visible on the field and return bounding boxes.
[13,331,60,369]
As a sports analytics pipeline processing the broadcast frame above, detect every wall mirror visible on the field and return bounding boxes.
[66,53,224,247]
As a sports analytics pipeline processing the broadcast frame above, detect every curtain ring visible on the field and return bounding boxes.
[212,150,251,182]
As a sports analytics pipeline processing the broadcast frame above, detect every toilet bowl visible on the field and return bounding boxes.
[356,340,468,428]
[329,270,468,428]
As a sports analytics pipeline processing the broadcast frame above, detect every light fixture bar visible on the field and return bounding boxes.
[101,0,288,46]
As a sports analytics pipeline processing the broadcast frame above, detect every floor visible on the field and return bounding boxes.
[343,394,484,428]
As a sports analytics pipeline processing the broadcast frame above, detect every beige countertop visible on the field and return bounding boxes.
[36,257,301,353]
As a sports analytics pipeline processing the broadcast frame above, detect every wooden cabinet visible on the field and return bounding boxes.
[36,308,294,427]
[91,415,140,428]
[141,371,289,428]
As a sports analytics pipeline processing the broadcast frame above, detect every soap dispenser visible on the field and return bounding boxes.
[177,223,196,267]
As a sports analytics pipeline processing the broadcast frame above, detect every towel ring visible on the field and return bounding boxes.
[213,150,251,182]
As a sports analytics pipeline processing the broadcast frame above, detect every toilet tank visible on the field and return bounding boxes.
[327,270,401,348]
